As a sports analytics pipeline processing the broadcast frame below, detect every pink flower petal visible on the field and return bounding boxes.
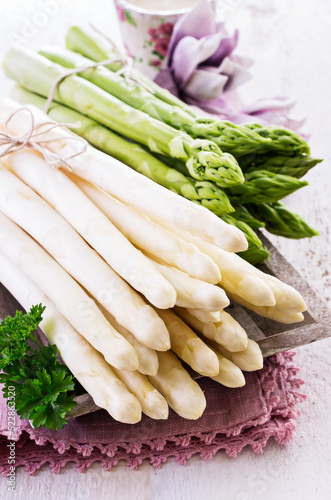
[240,97,295,114]
[183,69,229,100]
[172,32,224,86]
[154,68,180,98]
[205,28,239,65]
[217,57,252,91]
[229,97,306,132]
[186,94,234,115]
[167,0,216,65]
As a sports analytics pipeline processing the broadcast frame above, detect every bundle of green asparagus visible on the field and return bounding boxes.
[2,26,321,264]
[3,47,245,189]
[63,27,310,158]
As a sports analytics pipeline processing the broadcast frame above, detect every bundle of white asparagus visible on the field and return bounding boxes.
[0,99,307,424]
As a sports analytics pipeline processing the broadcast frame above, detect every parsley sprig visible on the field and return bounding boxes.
[0,304,77,430]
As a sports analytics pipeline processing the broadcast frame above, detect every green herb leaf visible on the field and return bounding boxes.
[0,305,77,431]
[0,304,45,369]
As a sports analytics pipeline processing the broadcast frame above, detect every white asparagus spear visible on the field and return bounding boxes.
[209,338,264,372]
[0,211,139,371]
[203,312,248,352]
[0,253,142,424]
[0,98,247,252]
[155,308,219,377]
[154,221,306,314]
[70,175,221,284]
[225,291,305,324]
[111,367,169,419]
[148,350,206,420]
[98,304,159,375]
[1,148,176,310]
[208,348,246,388]
[148,259,229,311]
[249,269,307,314]
[144,219,277,308]
[186,308,221,324]
[175,307,248,352]
[0,163,170,351]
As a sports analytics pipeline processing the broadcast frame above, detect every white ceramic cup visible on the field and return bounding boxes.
[114,0,216,78]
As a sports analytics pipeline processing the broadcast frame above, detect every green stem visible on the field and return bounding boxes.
[239,152,322,178]
[29,333,43,351]
[65,25,197,115]
[226,170,308,204]
[245,202,318,239]
[243,123,310,156]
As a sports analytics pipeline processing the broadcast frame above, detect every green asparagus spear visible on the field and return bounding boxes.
[152,152,191,177]
[3,47,244,188]
[219,213,270,264]
[149,154,308,226]
[237,245,271,266]
[225,170,308,204]
[65,25,196,115]
[230,205,265,229]
[142,151,268,249]
[220,214,263,250]
[12,86,234,215]
[246,202,319,239]
[40,45,270,157]
[239,153,322,178]
[133,167,235,215]
[148,154,305,246]
[243,123,310,156]
[190,120,269,157]
[65,27,311,159]
[142,152,235,213]
[39,46,200,129]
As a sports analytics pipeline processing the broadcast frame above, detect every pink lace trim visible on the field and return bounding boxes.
[0,352,306,475]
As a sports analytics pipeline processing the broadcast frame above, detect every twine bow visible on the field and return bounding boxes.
[0,107,87,170]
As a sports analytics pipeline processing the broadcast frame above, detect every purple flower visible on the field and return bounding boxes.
[154,0,252,114]
[153,0,306,133]
[228,97,306,133]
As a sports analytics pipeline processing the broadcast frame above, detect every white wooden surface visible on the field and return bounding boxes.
[0,0,330,499]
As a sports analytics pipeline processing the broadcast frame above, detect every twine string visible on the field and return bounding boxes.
[43,56,123,114]
[80,23,156,92]
[0,107,88,170]
[89,24,156,94]
[43,25,155,114]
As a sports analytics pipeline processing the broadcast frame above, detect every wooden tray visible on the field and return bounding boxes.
[230,232,331,357]
[1,233,330,419]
